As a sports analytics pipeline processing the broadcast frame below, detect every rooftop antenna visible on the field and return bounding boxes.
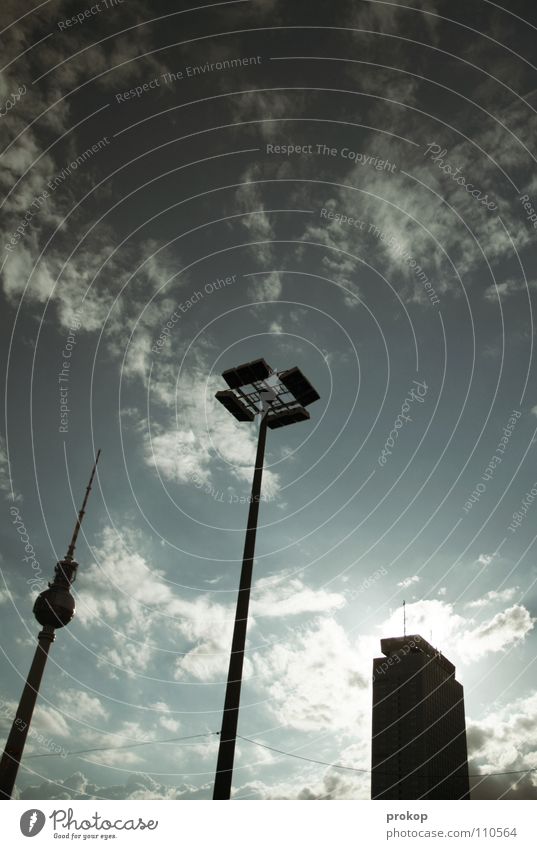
[403,599,406,637]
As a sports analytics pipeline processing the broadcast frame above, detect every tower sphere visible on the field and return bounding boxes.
[33,561,77,628]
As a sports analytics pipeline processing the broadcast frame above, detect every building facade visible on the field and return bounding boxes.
[371,635,470,799]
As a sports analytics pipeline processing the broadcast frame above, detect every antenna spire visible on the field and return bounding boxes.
[403,599,406,638]
[64,450,101,562]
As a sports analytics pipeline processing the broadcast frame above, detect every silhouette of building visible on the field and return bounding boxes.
[371,635,470,800]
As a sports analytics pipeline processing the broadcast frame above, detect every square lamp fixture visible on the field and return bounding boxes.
[267,405,310,429]
[215,390,255,422]
[222,358,272,389]
[279,367,321,407]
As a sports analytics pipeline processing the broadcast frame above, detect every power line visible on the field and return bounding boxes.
[24,730,537,780]
[237,735,537,779]
[238,734,370,773]
[25,732,218,759]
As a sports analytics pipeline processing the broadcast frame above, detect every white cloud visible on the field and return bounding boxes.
[235,165,276,266]
[397,575,421,589]
[77,527,343,682]
[77,526,233,678]
[475,553,495,568]
[242,597,531,762]
[252,618,368,731]
[1,241,57,304]
[235,766,369,800]
[466,588,518,609]
[18,771,212,800]
[172,572,347,682]
[483,279,537,302]
[248,270,282,302]
[149,427,213,485]
[0,435,17,500]
[252,573,346,618]
[28,691,109,746]
[462,605,534,660]
[468,690,537,798]
[0,689,109,763]
[0,698,70,747]
[145,368,280,496]
[230,91,302,142]
[157,716,179,732]
[381,599,534,665]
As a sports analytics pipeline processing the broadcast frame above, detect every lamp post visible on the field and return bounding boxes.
[212,359,320,800]
[0,451,101,800]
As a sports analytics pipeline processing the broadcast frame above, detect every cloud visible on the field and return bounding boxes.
[0,699,68,745]
[483,278,537,302]
[345,0,442,43]
[0,690,112,765]
[246,592,534,751]
[148,702,181,734]
[252,573,346,618]
[149,427,213,485]
[1,241,57,305]
[465,588,518,609]
[286,82,537,312]
[235,767,368,800]
[380,598,534,665]
[248,270,283,302]
[235,165,277,266]
[76,525,233,679]
[145,368,280,496]
[18,771,213,801]
[172,573,346,682]
[475,553,495,568]
[0,3,180,332]
[252,618,368,731]
[76,526,343,683]
[462,605,534,660]
[397,575,421,589]
[33,691,108,736]
[230,90,305,143]
[172,573,347,682]
[0,434,16,500]
[468,690,537,799]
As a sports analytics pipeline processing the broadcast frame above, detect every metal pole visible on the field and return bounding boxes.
[0,625,55,800]
[213,413,268,799]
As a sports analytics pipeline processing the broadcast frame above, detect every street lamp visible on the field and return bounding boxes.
[0,451,101,800]
[212,359,320,800]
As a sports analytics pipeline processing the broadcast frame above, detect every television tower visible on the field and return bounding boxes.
[0,451,101,800]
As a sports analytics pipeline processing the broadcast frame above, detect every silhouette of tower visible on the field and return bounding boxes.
[371,635,470,800]
[0,452,100,800]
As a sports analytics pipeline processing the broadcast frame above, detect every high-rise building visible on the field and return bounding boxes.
[371,634,470,800]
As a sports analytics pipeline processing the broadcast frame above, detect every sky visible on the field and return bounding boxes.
[1,0,537,801]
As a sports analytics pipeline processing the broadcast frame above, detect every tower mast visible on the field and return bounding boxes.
[0,451,101,800]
